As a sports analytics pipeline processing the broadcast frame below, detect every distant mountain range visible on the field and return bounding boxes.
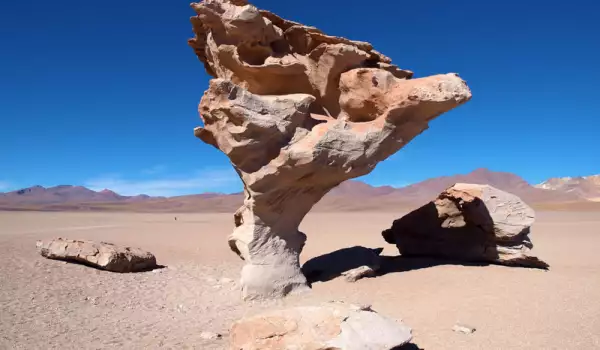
[535,175,600,202]
[1,169,598,212]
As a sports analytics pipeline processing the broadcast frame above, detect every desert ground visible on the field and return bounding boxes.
[1,211,599,349]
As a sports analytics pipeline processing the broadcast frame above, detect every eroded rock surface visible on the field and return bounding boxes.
[382,183,548,268]
[36,238,157,272]
[230,301,412,350]
[188,0,472,299]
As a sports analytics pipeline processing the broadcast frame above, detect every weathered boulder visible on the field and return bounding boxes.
[382,183,548,268]
[188,0,472,299]
[36,238,157,272]
[230,302,412,350]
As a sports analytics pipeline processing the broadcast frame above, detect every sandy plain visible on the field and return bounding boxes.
[1,211,599,349]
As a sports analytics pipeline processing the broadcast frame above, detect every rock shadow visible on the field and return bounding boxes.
[47,258,167,273]
[302,245,491,284]
[378,255,490,275]
[392,343,425,350]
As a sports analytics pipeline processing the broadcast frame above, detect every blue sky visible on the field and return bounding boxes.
[1,0,598,196]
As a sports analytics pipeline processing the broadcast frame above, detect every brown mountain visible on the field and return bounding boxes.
[0,185,125,205]
[535,175,600,202]
[0,169,590,212]
[328,181,397,197]
[390,168,580,205]
[0,185,154,209]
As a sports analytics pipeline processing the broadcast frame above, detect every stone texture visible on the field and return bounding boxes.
[230,301,412,350]
[36,238,157,273]
[188,0,472,299]
[382,183,548,268]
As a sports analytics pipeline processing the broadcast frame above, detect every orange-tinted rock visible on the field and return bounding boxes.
[230,302,412,349]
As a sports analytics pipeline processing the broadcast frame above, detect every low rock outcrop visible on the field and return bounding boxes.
[230,302,412,350]
[36,238,157,272]
[188,0,472,299]
[382,183,548,268]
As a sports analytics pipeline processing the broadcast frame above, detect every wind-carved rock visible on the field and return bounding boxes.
[382,184,549,269]
[188,0,472,300]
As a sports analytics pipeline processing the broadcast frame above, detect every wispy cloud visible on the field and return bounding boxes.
[85,168,241,197]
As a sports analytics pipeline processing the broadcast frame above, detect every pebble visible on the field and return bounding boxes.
[453,323,476,334]
[200,331,222,340]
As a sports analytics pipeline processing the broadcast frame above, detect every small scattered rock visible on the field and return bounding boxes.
[342,265,378,282]
[220,277,234,284]
[83,296,99,305]
[349,303,373,312]
[200,331,222,340]
[452,323,476,334]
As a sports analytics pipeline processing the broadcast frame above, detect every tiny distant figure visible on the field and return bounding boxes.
[174,217,178,221]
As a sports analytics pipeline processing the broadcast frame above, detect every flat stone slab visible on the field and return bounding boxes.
[36,238,157,273]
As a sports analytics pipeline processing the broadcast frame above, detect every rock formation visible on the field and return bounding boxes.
[36,238,157,272]
[382,183,548,268]
[188,0,472,299]
[230,302,412,349]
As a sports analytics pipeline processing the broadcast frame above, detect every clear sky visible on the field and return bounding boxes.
[1,0,598,196]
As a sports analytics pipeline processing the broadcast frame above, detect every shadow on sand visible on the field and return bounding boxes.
[48,258,167,273]
[302,245,490,284]
[302,246,384,283]
[393,344,424,350]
